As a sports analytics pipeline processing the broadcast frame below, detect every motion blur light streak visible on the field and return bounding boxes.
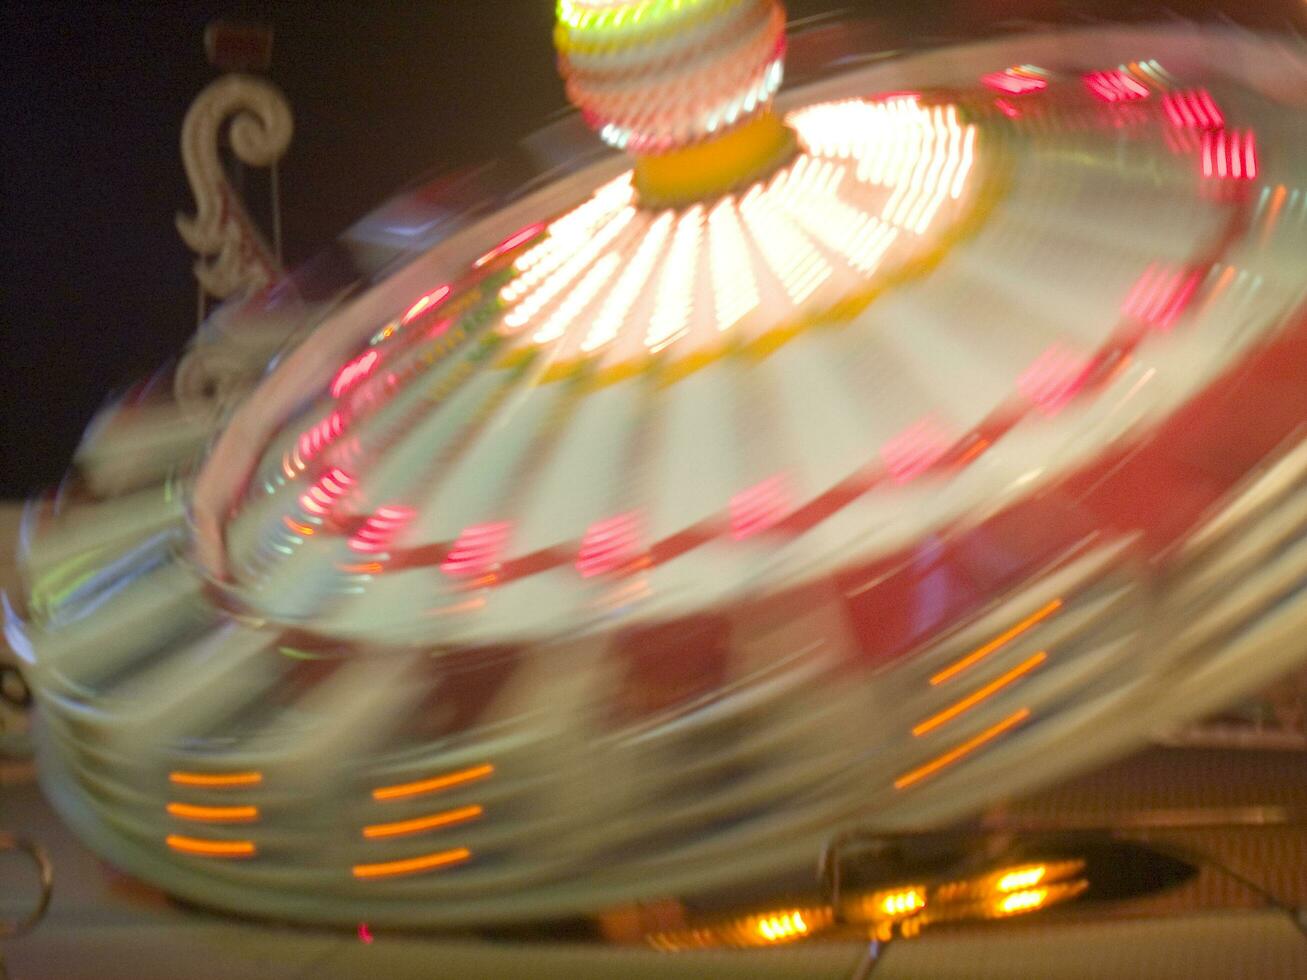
[165,803,259,824]
[166,835,257,859]
[169,771,263,788]
[577,512,644,577]
[371,763,495,802]
[351,847,472,880]
[912,652,1047,736]
[440,523,512,578]
[931,601,1062,685]
[1082,69,1150,103]
[980,67,1048,96]
[361,804,483,840]
[894,709,1031,789]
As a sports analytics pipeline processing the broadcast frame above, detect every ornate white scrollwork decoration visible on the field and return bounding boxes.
[176,73,293,302]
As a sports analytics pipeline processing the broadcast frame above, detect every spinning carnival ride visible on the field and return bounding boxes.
[9,1,1307,936]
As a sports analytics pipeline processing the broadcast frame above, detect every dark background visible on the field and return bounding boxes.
[2,1,1304,497]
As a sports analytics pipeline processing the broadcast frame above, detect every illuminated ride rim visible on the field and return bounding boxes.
[10,7,1307,933]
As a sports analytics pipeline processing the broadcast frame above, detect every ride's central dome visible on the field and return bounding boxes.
[556,0,796,204]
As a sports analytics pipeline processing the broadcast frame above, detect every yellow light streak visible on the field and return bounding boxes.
[166,834,256,858]
[929,600,1061,686]
[372,763,494,802]
[352,847,471,879]
[894,709,1030,789]
[362,805,483,840]
[913,652,1047,736]
[166,803,259,824]
[169,771,263,788]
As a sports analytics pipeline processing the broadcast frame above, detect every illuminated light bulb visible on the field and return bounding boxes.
[1017,344,1092,415]
[645,204,704,351]
[504,206,636,331]
[996,866,1047,893]
[877,887,926,917]
[730,473,792,539]
[880,417,952,484]
[707,198,760,331]
[576,511,643,577]
[349,505,416,555]
[1082,69,1149,103]
[441,522,512,578]
[996,887,1049,914]
[980,68,1048,96]
[401,285,452,325]
[583,212,674,352]
[532,251,621,345]
[331,349,381,398]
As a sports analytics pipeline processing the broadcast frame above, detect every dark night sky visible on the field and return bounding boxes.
[2,1,1303,498]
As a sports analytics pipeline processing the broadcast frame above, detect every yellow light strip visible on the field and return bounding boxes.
[352,847,471,880]
[362,805,483,840]
[169,771,263,788]
[166,834,256,858]
[894,709,1030,789]
[166,802,259,824]
[929,600,1061,686]
[913,652,1047,736]
[372,764,494,802]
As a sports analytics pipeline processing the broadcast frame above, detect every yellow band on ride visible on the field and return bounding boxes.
[634,110,796,205]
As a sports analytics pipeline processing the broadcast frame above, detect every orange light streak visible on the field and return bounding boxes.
[169,771,263,788]
[166,803,260,823]
[166,834,256,858]
[930,600,1061,686]
[894,709,1030,789]
[913,652,1046,736]
[362,805,484,840]
[352,847,471,879]
[372,763,495,802]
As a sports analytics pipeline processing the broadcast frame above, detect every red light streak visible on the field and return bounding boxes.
[1082,70,1149,103]
[1162,89,1224,131]
[577,512,643,577]
[980,69,1047,96]
[401,285,451,325]
[1202,129,1258,182]
[993,98,1020,119]
[298,410,346,461]
[475,222,546,268]
[330,350,381,398]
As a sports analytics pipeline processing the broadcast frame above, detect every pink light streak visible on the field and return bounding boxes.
[1201,129,1258,181]
[1162,89,1225,131]
[881,418,952,484]
[1082,70,1149,103]
[441,522,512,578]
[730,474,792,540]
[331,350,381,398]
[349,505,416,555]
[1018,345,1093,415]
[980,69,1047,96]
[1122,263,1203,331]
[401,285,452,325]
[576,512,643,577]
